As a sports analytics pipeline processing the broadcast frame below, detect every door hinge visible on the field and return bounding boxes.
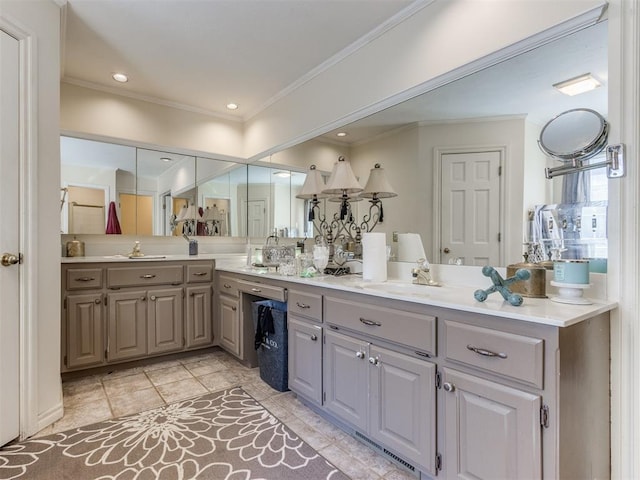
[540,405,549,428]
[63,355,67,367]
[498,165,502,176]
[323,391,326,402]
[435,370,442,389]
[436,453,443,471]
[497,232,501,242]
[63,297,67,309]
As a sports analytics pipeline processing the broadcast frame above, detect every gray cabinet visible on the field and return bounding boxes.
[65,293,104,369]
[219,294,240,356]
[186,285,213,348]
[62,260,214,372]
[288,316,323,404]
[441,367,541,480]
[324,329,436,475]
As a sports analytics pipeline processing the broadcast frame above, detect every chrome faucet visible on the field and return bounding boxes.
[412,258,440,286]
[266,229,279,246]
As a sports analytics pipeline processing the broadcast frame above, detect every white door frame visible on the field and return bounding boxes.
[432,145,506,265]
[0,16,40,439]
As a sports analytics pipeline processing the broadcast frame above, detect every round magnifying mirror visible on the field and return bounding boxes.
[538,108,609,162]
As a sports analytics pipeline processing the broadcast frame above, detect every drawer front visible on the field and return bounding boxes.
[237,279,287,302]
[325,296,436,356]
[186,264,213,283]
[107,265,183,288]
[288,289,322,322]
[444,320,544,388]
[66,268,103,290]
[218,275,240,298]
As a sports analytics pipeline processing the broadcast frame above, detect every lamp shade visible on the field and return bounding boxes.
[360,164,397,199]
[322,156,363,195]
[296,165,328,199]
[183,204,198,220]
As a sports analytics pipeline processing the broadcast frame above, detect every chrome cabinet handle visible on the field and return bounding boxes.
[94,298,101,304]
[466,344,507,359]
[231,306,237,311]
[356,351,365,359]
[1,253,21,267]
[310,334,318,342]
[296,302,310,309]
[368,356,380,366]
[193,272,208,276]
[360,317,382,327]
[150,295,156,301]
[251,288,262,293]
[141,274,156,279]
[443,382,455,392]
[76,277,95,282]
[140,296,146,301]
[223,283,232,289]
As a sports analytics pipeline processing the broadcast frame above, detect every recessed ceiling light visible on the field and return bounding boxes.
[161,157,172,162]
[112,73,128,83]
[553,73,601,96]
[336,132,348,137]
[226,103,239,110]
[273,171,291,178]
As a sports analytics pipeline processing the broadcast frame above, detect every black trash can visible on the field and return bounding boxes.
[252,300,289,392]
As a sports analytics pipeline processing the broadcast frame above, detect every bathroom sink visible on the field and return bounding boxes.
[361,281,435,297]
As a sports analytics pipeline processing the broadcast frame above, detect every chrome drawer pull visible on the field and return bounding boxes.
[231,306,237,311]
[141,274,156,279]
[310,334,318,342]
[150,295,156,301]
[296,302,310,309]
[223,283,232,289]
[360,317,382,327]
[76,277,95,282]
[193,272,208,276]
[466,344,507,359]
[251,288,262,293]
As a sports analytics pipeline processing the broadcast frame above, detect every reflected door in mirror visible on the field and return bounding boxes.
[120,193,153,235]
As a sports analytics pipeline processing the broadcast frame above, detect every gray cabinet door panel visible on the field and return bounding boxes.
[66,293,104,369]
[323,330,369,431]
[288,316,322,404]
[186,285,213,348]
[107,291,147,361]
[219,295,240,356]
[370,345,436,475]
[442,368,541,480]
[147,287,184,354]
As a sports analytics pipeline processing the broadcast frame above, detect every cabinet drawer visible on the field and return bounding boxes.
[107,265,183,288]
[186,264,213,283]
[288,289,322,322]
[237,279,287,302]
[66,268,103,290]
[325,296,435,356]
[218,275,240,298]
[443,320,544,388]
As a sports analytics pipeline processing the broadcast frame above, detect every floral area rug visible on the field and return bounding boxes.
[0,386,348,480]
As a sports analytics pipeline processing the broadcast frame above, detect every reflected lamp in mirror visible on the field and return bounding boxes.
[360,163,397,223]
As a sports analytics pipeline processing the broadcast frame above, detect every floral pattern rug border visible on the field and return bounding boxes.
[0,386,348,480]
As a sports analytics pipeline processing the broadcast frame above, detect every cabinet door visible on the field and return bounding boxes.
[186,285,213,348]
[147,287,184,354]
[369,345,436,475]
[288,316,322,404]
[442,368,541,480]
[219,294,240,356]
[323,329,369,431]
[66,293,104,369]
[107,291,147,361]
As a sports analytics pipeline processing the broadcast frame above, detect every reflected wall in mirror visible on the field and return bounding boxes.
[264,20,608,267]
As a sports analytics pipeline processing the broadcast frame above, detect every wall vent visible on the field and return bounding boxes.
[353,431,418,476]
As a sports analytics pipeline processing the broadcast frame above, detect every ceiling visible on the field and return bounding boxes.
[62,0,415,121]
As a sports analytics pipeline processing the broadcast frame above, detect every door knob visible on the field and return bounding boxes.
[443,382,455,392]
[1,253,21,267]
[443,248,450,254]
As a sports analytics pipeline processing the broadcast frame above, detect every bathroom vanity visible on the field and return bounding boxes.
[215,263,615,480]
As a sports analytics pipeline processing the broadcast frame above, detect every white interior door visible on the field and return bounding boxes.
[441,151,501,266]
[0,29,21,447]
[247,199,266,237]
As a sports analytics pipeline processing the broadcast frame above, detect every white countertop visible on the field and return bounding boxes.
[61,253,242,263]
[216,262,617,328]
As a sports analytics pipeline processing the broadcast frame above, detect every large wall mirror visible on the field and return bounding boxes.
[266,20,608,267]
[60,136,308,238]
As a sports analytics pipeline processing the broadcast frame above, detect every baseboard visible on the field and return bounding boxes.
[34,402,64,437]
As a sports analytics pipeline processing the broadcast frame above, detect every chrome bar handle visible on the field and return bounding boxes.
[360,317,382,327]
[251,288,262,293]
[466,344,507,359]
[296,302,310,309]
[141,274,156,279]
[76,277,95,282]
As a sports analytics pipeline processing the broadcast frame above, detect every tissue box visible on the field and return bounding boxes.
[261,245,295,267]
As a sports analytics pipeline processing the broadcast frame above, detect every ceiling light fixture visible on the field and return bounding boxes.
[336,132,347,137]
[226,103,239,110]
[553,73,601,96]
[112,73,128,83]
[160,157,172,162]
[273,171,291,178]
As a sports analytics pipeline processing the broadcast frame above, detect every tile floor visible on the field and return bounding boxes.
[35,349,417,480]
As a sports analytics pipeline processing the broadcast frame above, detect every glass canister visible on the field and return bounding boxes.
[296,253,316,277]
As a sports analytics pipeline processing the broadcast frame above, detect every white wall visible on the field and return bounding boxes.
[0,0,63,435]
